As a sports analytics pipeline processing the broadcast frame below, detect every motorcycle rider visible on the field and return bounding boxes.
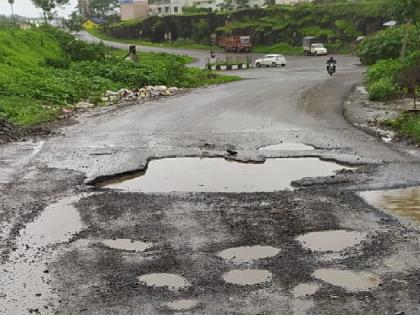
[326,56,337,73]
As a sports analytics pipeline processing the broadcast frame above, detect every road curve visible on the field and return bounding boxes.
[1,33,420,315]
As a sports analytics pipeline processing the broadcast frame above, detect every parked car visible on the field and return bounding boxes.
[255,54,287,67]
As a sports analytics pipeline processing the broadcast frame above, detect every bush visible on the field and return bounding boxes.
[44,57,70,69]
[366,59,404,84]
[368,77,401,101]
[64,39,108,62]
[357,25,419,65]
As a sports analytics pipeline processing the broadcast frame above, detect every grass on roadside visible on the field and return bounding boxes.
[253,43,304,55]
[0,26,240,127]
[382,112,420,143]
[87,28,217,52]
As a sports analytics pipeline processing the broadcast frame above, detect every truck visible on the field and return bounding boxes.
[217,35,252,53]
[302,36,328,56]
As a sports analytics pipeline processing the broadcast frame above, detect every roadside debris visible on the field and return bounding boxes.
[101,86,180,105]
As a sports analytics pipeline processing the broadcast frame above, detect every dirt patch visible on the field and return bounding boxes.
[0,118,56,145]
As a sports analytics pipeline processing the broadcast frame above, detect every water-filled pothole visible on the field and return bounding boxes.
[165,299,199,311]
[101,239,153,252]
[258,143,314,151]
[296,230,365,252]
[103,157,347,192]
[360,187,420,224]
[292,283,320,298]
[0,195,87,314]
[223,269,272,285]
[138,273,190,290]
[313,269,380,291]
[218,245,280,263]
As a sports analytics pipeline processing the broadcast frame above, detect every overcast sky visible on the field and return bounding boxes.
[1,0,78,18]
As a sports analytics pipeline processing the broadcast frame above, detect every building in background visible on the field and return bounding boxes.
[121,0,312,19]
[148,0,185,16]
[120,0,149,20]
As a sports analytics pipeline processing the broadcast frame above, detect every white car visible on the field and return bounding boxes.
[255,54,287,68]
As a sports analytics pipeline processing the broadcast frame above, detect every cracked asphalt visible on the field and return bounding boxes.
[1,36,420,314]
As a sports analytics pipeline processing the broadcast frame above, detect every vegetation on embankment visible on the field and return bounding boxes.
[355,23,420,143]
[103,1,387,51]
[0,26,239,126]
[88,28,306,55]
[356,25,419,101]
[87,28,216,51]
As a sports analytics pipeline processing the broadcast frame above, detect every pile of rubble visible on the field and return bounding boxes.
[71,86,181,111]
[101,86,180,105]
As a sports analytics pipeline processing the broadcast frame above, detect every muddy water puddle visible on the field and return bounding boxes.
[360,187,420,224]
[258,143,314,151]
[165,299,199,311]
[293,283,320,298]
[104,157,347,192]
[0,195,87,314]
[218,245,280,263]
[138,273,190,290]
[296,230,365,252]
[101,239,153,252]
[223,269,272,286]
[313,269,380,291]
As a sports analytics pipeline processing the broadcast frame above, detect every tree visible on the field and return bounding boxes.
[385,0,420,58]
[32,0,70,23]
[8,0,15,24]
[65,11,84,32]
[398,54,420,109]
[88,0,118,19]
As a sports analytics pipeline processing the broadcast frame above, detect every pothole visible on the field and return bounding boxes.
[258,143,314,151]
[293,283,320,298]
[360,186,420,224]
[296,230,365,252]
[165,299,199,311]
[223,269,272,285]
[0,195,87,314]
[21,195,86,247]
[102,157,347,192]
[313,269,380,291]
[218,245,280,263]
[101,239,153,252]
[138,273,190,290]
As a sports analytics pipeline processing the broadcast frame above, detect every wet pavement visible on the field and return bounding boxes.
[1,36,420,314]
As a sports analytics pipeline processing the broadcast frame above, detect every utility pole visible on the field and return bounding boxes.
[8,0,16,25]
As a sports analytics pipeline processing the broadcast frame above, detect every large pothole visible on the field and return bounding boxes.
[296,230,365,252]
[360,186,420,224]
[100,157,348,192]
[222,269,272,286]
[137,273,190,290]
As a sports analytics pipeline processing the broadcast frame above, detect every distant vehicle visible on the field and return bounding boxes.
[255,54,287,68]
[217,36,252,53]
[327,63,336,76]
[302,36,328,56]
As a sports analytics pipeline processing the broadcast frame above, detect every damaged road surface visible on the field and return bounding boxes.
[1,47,420,315]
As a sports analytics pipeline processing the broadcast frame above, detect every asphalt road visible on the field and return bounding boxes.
[1,35,420,315]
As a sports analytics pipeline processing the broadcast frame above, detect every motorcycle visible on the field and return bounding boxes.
[327,63,336,76]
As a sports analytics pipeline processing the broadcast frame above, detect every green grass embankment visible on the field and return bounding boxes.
[87,28,216,52]
[0,26,239,126]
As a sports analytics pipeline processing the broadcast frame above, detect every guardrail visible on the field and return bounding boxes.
[205,56,253,71]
